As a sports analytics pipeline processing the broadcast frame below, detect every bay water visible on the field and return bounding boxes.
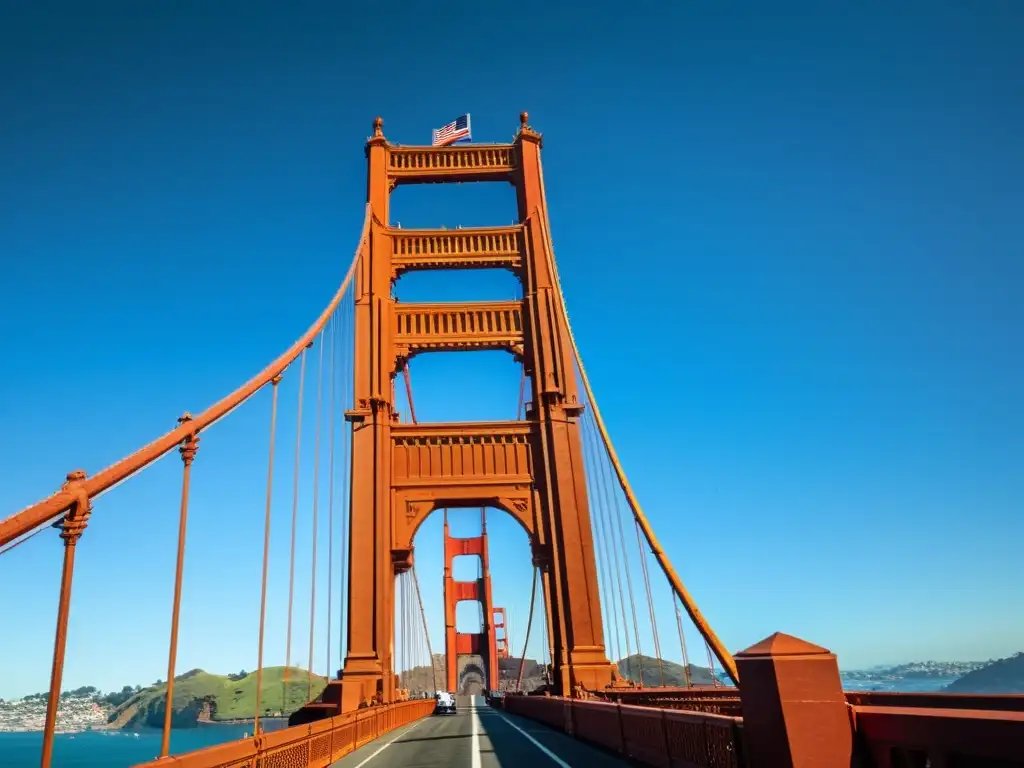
[0,725,259,767]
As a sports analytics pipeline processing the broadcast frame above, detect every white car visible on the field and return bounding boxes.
[433,691,457,715]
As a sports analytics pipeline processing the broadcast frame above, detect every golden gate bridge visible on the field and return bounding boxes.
[1,113,1021,768]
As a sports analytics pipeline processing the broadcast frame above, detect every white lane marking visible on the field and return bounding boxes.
[350,718,425,768]
[471,697,482,768]
[494,709,573,768]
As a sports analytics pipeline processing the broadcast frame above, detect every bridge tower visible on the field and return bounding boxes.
[442,510,498,693]
[493,607,509,660]
[335,113,612,713]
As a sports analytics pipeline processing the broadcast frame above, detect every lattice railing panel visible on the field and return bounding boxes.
[391,226,522,276]
[388,145,516,184]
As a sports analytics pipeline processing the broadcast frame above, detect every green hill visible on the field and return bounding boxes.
[109,667,328,729]
[617,654,717,687]
[944,652,1024,694]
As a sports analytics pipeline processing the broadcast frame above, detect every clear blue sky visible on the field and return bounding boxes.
[1,1,1022,699]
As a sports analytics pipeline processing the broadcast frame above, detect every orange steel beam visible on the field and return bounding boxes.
[393,300,525,359]
[387,144,516,186]
[390,225,523,279]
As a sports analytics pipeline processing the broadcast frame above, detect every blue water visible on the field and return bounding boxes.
[0,726,253,767]
[839,675,959,693]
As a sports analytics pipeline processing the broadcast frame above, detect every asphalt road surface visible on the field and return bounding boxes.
[330,695,630,767]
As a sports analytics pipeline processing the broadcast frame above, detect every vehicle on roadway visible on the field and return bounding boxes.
[433,691,457,715]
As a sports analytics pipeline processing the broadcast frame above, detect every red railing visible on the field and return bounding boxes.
[852,704,1024,767]
[845,690,1024,712]
[130,698,434,768]
[592,686,743,716]
[501,694,745,767]
[500,690,1024,767]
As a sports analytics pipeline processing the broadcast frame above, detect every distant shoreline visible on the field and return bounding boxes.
[0,720,275,735]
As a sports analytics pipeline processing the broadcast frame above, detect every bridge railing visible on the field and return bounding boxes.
[495,632,1024,768]
[501,694,746,767]
[129,698,434,768]
[502,692,1024,768]
[852,704,1024,767]
[591,686,743,716]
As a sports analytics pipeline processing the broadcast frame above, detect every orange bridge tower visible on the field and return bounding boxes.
[494,607,509,660]
[337,113,612,713]
[442,510,499,693]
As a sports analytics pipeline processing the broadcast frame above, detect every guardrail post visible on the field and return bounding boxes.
[616,701,627,757]
[735,632,852,767]
[41,471,91,768]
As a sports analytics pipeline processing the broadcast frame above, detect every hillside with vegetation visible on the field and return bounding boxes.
[398,655,447,694]
[109,667,328,729]
[944,652,1024,694]
[394,652,717,693]
[618,654,717,686]
[396,654,548,694]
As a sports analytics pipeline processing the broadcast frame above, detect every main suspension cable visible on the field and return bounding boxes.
[529,170,739,684]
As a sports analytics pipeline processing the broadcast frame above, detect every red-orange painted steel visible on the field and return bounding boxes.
[493,606,509,659]
[502,695,745,768]
[442,512,499,692]
[130,698,433,768]
[335,114,613,711]
[853,705,1024,767]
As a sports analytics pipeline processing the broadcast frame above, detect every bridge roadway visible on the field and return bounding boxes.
[330,696,629,768]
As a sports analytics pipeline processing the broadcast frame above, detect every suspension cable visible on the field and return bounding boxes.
[581,413,626,672]
[705,640,720,687]
[402,361,417,424]
[529,166,739,684]
[0,523,48,557]
[673,595,693,687]
[589,407,645,682]
[403,573,411,692]
[539,574,551,682]
[412,565,438,693]
[253,376,281,732]
[634,519,665,686]
[0,206,371,552]
[307,331,326,699]
[326,316,337,679]
[339,292,353,672]
[284,344,310,707]
[515,567,540,691]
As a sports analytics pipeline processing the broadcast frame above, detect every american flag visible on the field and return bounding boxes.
[431,114,472,146]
